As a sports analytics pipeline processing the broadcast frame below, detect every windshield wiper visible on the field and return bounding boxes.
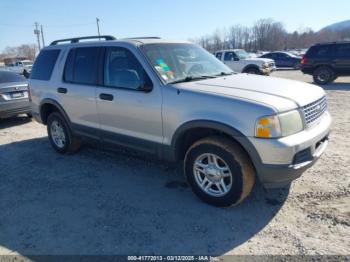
[215,72,235,76]
[169,75,217,84]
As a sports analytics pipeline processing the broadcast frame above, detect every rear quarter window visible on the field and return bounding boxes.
[30,49,60,80]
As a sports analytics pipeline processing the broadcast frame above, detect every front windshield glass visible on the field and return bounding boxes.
[235,50,250,59]
[140,43,233,84]
[22,61,32,66]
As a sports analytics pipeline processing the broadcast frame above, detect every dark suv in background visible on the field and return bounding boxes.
[301,42,350,85]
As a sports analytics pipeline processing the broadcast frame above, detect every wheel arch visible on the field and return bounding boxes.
[242,64,260,73]
[39,98,71,125]
[169,120,262,169]
[312,64,335,74]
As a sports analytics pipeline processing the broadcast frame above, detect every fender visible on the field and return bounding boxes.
[166,120,263,168]
[39,98,71,125]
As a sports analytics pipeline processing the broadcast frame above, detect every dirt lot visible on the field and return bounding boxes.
[0,70,349,257]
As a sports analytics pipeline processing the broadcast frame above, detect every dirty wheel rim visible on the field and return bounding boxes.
[50,120,66,148]
[317,69,330,83]
[193,153,233,197]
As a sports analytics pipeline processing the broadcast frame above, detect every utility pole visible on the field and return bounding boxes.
[40,24,45,47]
[96,18,101,39]
[34,22,41,50]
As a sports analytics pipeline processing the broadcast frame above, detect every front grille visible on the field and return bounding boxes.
[302,96,327,126]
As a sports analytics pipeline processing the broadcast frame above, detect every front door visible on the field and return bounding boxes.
[96,46,163,153]
[223,51,241,72]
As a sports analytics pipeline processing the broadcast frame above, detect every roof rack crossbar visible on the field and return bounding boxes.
[50,35,116,46]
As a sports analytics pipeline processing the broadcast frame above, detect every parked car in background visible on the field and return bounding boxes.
[6,60,33,77]
[215,49,276,75]
[29,36,331,207]
[301,41,350,85]
[260,51,302,69]
[0,71,31,119]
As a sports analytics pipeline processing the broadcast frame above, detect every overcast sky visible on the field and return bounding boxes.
[0,0,349,51]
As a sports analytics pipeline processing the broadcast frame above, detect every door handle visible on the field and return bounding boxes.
[99,93,114,101]
[57,87,67,94]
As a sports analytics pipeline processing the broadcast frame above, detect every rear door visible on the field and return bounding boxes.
[96,46,163,153]
[59,47,101,137]
[333,43,350,74]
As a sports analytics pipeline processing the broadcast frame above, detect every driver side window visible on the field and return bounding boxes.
[104,47,152,90]
[224,52,237,61]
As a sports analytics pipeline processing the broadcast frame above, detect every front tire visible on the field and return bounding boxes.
[47,112,80,154]
[313,66,334,85]
[184,137,255,207]
[244,67,260,75]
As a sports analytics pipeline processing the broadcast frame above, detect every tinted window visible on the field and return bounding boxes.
[104,47,151,90]
[0,71,26,83]
[224,52,237,61]
[30,49,60,80]
[306,45,332,58]
[215,52,222,60]
[63,49,75,82]
[334,44,350,58]
[73,47,99,85]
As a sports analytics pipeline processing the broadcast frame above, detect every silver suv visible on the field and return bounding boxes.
[29,36,331,207]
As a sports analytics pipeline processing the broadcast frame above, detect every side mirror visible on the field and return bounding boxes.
[138,81,153,92]
[234,57,240,61]
[138,71,153,93]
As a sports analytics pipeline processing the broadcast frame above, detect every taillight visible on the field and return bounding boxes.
[301,56,307,65]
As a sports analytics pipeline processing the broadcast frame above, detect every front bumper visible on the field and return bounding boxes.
[0,100,31,118]
[260,66,276,75]
[248,111,332,188]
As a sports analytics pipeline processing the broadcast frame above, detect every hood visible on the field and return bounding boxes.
[174,74,325,112]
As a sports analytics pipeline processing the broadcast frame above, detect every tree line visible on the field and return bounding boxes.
[0,44,37,63]
[191,18,350,53]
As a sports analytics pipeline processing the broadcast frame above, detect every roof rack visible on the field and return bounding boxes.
[315,40,350,45]
[50,35,116,46]
[124,37,161,40]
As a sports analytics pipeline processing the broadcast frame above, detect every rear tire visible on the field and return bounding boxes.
[184,136,255,207]
[313,66,334,85]
[47,112,80,154]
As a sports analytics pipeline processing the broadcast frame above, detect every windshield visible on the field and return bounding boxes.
[235,50,250,59]
[22,61,33,66]
[140,43,233,84]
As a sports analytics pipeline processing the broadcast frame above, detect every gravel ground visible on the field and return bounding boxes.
[0,70,349,257]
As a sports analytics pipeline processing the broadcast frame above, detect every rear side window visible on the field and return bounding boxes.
[306,45,332,58]
[64,47,100,85]
[334,44,350,58]
[30,49,60,80]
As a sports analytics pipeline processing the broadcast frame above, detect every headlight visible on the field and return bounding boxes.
[262,62,269,69]
[255,110,303,138]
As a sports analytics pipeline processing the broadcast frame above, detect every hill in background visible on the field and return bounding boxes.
[321,20,350,32]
